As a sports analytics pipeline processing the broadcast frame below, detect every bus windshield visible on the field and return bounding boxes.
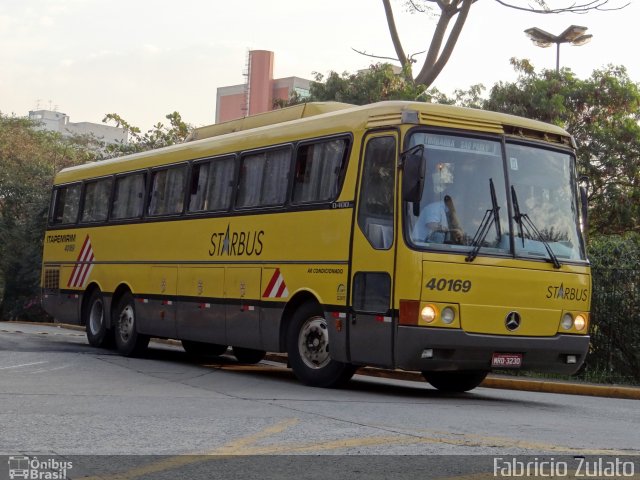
[405,131,586,263]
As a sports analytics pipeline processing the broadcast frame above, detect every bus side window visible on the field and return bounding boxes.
[50,183,81,225]
[293,138,349,203]
[148,165,188,216]
[111,172,146,220]
[81,178,112,223]
[188,157,235,213]
[237,148,291,208]
[357,136,396,250]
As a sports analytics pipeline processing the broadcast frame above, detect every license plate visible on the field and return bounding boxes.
[491,353,523,369]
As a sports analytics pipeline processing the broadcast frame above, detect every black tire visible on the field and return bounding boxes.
[182,340,227,359]
[422,370,488,393]
[112,292,149,357]
[84,289,113,348]
[287,302,356,388]
[232,346,266,364]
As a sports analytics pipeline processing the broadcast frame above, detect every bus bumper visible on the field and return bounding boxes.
[395,326,590,375]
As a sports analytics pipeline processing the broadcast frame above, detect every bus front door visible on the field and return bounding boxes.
[349,132,398,368]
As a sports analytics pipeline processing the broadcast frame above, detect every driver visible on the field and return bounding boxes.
[412,163,463,244]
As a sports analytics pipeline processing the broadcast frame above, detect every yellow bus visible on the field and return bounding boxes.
[41,101,590,392]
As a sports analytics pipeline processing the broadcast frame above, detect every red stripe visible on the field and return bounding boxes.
[76,251,94,287]
[262,268,280,297]
[67,236,91,287]
[276,280,287,298]
[67,265,79,287]
[78,235,90,257]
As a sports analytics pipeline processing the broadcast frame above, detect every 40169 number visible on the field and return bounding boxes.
[425,277,472,293]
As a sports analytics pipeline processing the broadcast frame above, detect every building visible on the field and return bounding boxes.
[28,109,127,145]
[215,50,311,123]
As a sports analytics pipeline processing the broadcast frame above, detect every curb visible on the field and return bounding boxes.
[263,353,640,400]
[6,321,640,400]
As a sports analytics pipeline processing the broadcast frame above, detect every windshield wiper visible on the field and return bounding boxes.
[466,179,501,263]
[511,186,561,269]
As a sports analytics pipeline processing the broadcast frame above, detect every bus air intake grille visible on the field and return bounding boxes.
[420,112,503,133]
[366,113,403,128]
[44,268,60,290]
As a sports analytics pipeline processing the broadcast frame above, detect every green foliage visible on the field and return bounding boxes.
[586,235,640,384]
[485,59,640,236]
[277,64,453,106]
[587,233,640,269]
[101,111,192,158]
[0,110,192,321]
[0,114,91,320]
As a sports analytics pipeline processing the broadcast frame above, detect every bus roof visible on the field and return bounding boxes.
[185,102,355,141]
[54,101,572,184]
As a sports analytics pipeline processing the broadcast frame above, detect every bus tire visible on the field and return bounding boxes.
[287,302,356,388]
[84,288,113,348]
[232,346,266,364]
[113,292,149,357]
[422,370,488,393]
[182,340,227,358]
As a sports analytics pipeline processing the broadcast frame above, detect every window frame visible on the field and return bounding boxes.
[291,134,352,206]
[357,134,397,251]
[109,169,148,222]
[235,144,293,210]
[79,175,114,225]
[186,154,237,215]
[146,162,190,218]
[49,182,82,226]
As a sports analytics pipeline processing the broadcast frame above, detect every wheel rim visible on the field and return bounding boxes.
[118,305,135,342]
[297,316,330,369]
[88,298,104,336]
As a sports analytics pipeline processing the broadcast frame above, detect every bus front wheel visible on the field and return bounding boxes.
[113,292,149,357]
[422,370,488,393]
[287,302,356,388]
[84,288,113,348]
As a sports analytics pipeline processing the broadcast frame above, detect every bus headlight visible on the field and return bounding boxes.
[561,313,573,330]
[421,305,437,323]
[574,314,587,332]
[441,307,455,324]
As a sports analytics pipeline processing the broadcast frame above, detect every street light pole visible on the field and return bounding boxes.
[524,25,593,74]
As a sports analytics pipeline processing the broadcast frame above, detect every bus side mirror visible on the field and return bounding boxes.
[401,148,425,204]
[579,175,589,234]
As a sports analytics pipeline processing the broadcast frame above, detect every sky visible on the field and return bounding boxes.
[1,0,638,132]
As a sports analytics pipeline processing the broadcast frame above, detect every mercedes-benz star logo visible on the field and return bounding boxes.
[505,311,521,331]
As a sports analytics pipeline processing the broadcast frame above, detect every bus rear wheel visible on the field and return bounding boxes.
[422,370,488,393]
[182,340,227,359]
[84,289,113,348]
[113,292,149,357]
[232,347,266,364]
[287,302,356,388]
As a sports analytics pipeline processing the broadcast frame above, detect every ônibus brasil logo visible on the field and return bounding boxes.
[8,456,73,480]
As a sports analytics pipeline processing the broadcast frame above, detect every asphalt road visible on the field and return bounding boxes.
[0,322,638,479]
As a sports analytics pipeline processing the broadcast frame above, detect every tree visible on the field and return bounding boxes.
[375,0,627,87]
[277,63,467,106]
[102,111,192,158]
[0,114,91,320]
[484,60,640,236]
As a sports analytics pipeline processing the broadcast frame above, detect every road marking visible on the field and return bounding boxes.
[78,415,640,480]
[79,419,300,480]
[206,418,299,455]
[0,361,47,370]
[29,364,70,374]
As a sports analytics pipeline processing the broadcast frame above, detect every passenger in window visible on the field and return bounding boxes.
[412,163,463,244]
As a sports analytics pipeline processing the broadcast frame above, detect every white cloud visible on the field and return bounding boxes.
[39,16,54,26]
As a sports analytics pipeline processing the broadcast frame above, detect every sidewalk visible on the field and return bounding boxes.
[10,321,640,400]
